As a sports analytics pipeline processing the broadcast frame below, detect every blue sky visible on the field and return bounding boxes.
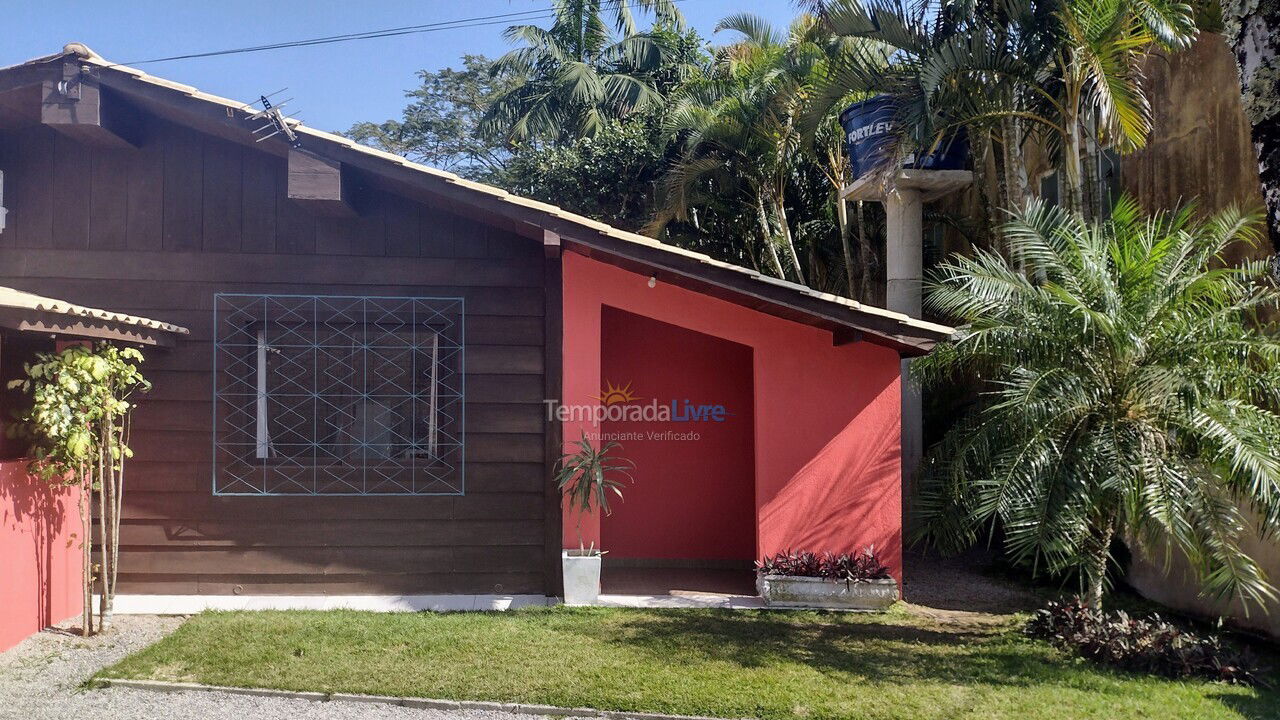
[3,1,798,134]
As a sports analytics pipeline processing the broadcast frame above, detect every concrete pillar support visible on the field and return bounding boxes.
[841,169,972,522]
[885,186,923,317]
[884,186,923,516]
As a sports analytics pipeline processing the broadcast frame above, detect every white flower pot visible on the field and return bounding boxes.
[757,575,898,611]
[561,550,602,606]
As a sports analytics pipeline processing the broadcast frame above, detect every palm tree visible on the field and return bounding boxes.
[1046,0,1195,213]
[801,0,1046,240]
[914,197,1280,609]
[797,26,893,298]
[807,0,1196,220]
[650,14,828,284]
[479,0,685,143]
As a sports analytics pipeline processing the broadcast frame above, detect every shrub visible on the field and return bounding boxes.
[1024,598,1263,685]
[755,548,891,583]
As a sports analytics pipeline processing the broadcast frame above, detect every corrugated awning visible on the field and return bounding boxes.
[0,286,189,346]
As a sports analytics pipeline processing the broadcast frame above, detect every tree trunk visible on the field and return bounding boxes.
[96,426,108,632]
[1084,518,1116,609]
[1002,116,1031,272]
[756,195,787,279]
[109,414,128,623]
[1000,115,1028,212]
[1063,116,1086,217]
[79,466,91,637]
[100,412,118,630]
[970,128,1003,253]
[837,197,857,298]
[993,124,1011,215]
[856,200,874,302]
[1221,0,1280,256]
[774,195,806,285]
[1082,134,1103,223]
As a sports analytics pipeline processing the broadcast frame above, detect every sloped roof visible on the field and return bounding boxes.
[4,43,955,354]
[0,285,190,345]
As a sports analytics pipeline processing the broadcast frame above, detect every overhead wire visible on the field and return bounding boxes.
[112,0,699,67]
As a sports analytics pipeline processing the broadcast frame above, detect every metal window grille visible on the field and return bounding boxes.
[213,294,464,495]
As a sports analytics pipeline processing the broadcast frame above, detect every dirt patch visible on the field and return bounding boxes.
[902,548,1042,625]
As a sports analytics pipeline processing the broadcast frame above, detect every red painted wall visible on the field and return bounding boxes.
[561,252,904,580]
[599,307,755,562]
[0,460,83,652]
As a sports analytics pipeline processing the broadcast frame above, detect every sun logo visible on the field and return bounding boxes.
[596,380,639,405]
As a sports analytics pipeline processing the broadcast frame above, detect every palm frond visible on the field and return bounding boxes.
[716,12,783,48]
[917,199,1280,609]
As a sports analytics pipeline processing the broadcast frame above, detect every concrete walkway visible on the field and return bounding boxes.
[597,593,764,609]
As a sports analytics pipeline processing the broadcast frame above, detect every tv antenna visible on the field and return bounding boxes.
[242,89,301,147]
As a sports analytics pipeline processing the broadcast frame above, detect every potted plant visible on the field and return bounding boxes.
[554,433,634,606]
[755,548,898,610]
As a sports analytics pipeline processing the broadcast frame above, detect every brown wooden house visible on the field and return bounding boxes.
[0,44,950,608]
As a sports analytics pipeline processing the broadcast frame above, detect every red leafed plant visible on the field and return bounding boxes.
[756,547,891,583]
[1024,598,1264,686]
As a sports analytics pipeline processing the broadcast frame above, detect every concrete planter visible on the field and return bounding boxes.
[561,550,602,606]
[757,574,898,611]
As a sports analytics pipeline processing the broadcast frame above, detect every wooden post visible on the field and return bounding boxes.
[542,238,565,599]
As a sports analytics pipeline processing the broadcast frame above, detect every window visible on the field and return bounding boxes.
[213,294,464,495]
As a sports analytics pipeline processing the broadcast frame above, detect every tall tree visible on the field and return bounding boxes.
[1220,0,1280,258]
[491,25,710,231]
[345,55,517,180]
[651,14,833,283]
[479,0,687,143]
[1048,0,1196,213]
[793,17,893,298]
[915,198,1280,608]
[501,118,668,231]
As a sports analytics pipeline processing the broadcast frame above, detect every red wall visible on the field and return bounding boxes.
[599,307,755,562]
[0,460,83,651]
[561,252,904,580]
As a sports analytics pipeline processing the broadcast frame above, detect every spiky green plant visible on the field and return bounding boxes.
[914,198,1280,609]
[555,432,635,554]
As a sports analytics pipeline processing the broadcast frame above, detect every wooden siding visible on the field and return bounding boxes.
[0,116,551,595]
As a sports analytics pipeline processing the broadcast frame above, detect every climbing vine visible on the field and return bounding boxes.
[5,343,149,635]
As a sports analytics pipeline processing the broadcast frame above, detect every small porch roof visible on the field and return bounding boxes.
[0,286,190,346]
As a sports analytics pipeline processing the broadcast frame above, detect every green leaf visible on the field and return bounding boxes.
[916,198,1280,611]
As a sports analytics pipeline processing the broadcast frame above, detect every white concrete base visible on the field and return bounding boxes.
[561,551,602,606]
[106,594,553,615]
[842,168,974,202]
[757,575,898,610]
[107,592,780,613]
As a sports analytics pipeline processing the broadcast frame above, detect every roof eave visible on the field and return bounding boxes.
[0,48,953,355]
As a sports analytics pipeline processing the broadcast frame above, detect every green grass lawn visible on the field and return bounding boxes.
[98,606,1277,720]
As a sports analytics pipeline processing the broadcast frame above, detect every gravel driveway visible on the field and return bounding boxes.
[0,615,565,720]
